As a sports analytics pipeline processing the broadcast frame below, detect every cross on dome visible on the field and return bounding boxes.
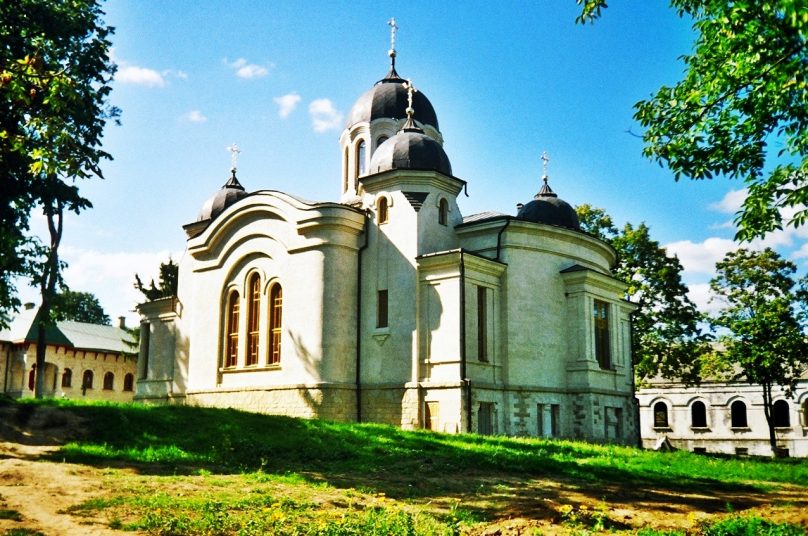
[388,18,398,56]
[403,79,418,116]
[226,143,241,172]
[541,151,550,183]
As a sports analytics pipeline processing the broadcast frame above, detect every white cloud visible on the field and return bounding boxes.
[309,98,343,133]
[175,70,189,80]
[709,188,747,214]
[182,110,208,123]
[274,93,301,118]
[685,283,723,315]
[665,237,737,275]
[225,58,270,79]
[117,65,166,87]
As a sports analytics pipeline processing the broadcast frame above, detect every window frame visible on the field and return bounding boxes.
[103,371,115,391]
[355,139,366,178]
[224,290,240,368]
[773,399,791,428]
[268,282,283,365]
[61,367,72,388]
[653,401,669,428]
[691,400,708,428]
[377,196,389,224]
[123,373,134,392]
[731,400,748,428]
[593,299,611,369]
[476,285,488,362]
[82,370,94,390]
[438,197,449,226]
[246,273,261,367]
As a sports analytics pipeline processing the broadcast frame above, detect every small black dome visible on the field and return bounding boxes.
[197,171,249,222]
[369,127,452,176]
[516,182,580,231]
[346,70,439,131]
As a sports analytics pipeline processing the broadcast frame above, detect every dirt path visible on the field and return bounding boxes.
[0,442,139,536]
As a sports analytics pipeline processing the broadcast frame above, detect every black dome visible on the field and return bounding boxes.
[516,183,580,231]
[197,171,249,222]
[346,71,439,131]
[369,127,452,176]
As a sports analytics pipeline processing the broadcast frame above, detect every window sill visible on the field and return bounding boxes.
[730,427,751,432]
[774,427,793,433]
[220,365,281,374]
[652,426,672,432]
[690,427,711,433]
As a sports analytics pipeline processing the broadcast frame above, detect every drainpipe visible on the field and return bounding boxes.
[495,217,512,262]
[355,211,370,423]
[459,250,471,432]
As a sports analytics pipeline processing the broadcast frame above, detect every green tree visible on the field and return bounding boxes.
[1,0,118,396]
[578,205,710,383]
[577,0,808,240]
[51,289,110,325]
[709,248,808,454]
[134,258,179,301]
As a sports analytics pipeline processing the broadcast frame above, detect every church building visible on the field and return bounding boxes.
[136,31,638,443]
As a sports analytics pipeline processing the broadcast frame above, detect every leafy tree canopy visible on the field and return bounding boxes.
[0,0,118,328]
[577,0,808,241]
[577,205,710,382]
[51,289,110,325]
[135,259,179,302]
[709,248,808,451]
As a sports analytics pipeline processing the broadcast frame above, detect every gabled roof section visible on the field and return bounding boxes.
[0,309,133,354]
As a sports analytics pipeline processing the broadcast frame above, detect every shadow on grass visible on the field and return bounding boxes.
[10,401,806,520]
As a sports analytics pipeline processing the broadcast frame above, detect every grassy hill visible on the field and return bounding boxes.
[2,398,807,535]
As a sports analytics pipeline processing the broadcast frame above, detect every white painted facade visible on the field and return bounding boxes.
[137,56,638,443]
[638,379,808,457]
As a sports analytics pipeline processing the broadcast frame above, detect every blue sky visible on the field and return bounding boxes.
[18,1,808,324]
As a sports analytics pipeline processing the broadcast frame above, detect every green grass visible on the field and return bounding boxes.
[8,399,808,535]
[0,510,22,522]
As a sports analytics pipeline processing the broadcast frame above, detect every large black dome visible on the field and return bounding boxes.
[346,70,439,131]
[197,171,249,222]
[369,126,452,176]
[516,182,580,231]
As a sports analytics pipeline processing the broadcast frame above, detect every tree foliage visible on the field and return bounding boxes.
[51,289,110,325]
[0,0,118,330]
[578,205,709,382]
[577,0,808,240]
[709,248,808,453]
[1,0,118,396]
[134,259,179,302]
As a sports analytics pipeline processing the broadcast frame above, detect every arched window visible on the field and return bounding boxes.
[246,273,261,366]
[377,135,388,147]
[123,373,134,392]
[653,401,669,428]
[103,372,114,390]
[731,400,748,428]
[61,368,72,388]
[378,197,389,224]
[438,198,449,226]
[82,370,94,390]
[224,291,240,368]
[802,401,808,427]
[343,146,349,192]
[691,400,707,427]
[773,400,790,427]
[355,140,366,178]
[28,365,36,391]
[268,283,283,365]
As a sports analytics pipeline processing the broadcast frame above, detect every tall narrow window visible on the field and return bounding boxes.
[551,404,560,437]
[123,373,134,392]
[140,322,150,380]
[356,140,366,177]
[773,400,790,427]
[268,283,283,365]
[343,147,349,192]
[61,368,72,388]
[82,370,94,390]
[28,366,35,391]
[593,299,611,369]
[537,404,545,437]
[802,401,808,427]
[103,372,114,390]
[377,289,388,328]
[225,291,240,368]
[477,285,488,362]
[378,197,389,224]
[246,274,261,366]
[731,400,748,428]
[653,401,669,428]
[438,198,448,226]
[691,401,707,427]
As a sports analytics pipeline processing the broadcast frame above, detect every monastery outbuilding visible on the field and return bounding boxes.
[137,30,639,443]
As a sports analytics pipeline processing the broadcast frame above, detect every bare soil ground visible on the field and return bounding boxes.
[0,405,806,535]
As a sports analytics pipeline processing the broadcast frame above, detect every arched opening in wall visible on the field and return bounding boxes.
[802,400,808,427]
[246,273,261,366]
[653,401,669,428]
[268,283,283,365]
[478,402,494,435]
[731,400,748,428]
[593,300,611,369]
[377,135,388,148]
[377,197,389,224]
[28,365,36,391]
[224,290,240,368]
[438,198,448,226]
[82,370,94,390]
[61,368,72,388]
[691,400,707,427]
[355,140,366,178]
[773,400,790,427]
[103,372,114,390]
[123,373,134,392]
